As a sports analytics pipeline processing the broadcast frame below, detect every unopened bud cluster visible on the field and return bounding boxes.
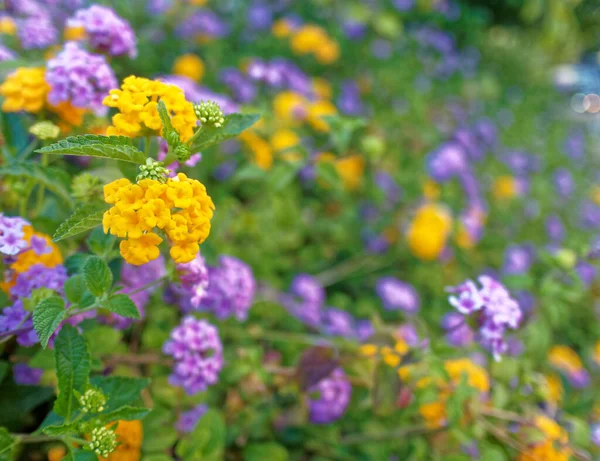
[78,388,107,413]
[194,101,225,127]
[72,173,102,202]
[137,158,170,183]
[89,426,117,458]
[29,121,60,140]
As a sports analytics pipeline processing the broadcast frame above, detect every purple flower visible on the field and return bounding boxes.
[10,264,67,299]
[426,142,468,182]
[247,2,272,30]
[447,280,484,315]
[502,244,535,275]
[46,42,117,116]
[591,424,600,447]
[580,201,600,229]
[0,215,28,255]
[392,0,415,11]
[575,260,596,286]
[13,363,43,385]
[308,368,351,424]
[473,118,497,147]
[290,274,325,306]
[454,128,484,161]
[281,274,324,328]
[337,79,365,116]
[501,151,540,176]
[546,215,565,243]
[563,128,585,161]
[342,20,367,40]
[176,404,208,433]
[178,10,229,40]
[220,68,257,103]
[0,300,36,346]
[197,256,256,321]
[376,277,420,313]
[163,317,223,395]
[68,5,137,58]
[0,43,16,62]
[18,16,57,49]
[321,308,356,338]
[441,312,474,347]
[567,369,590,389]
[553,168,574,198]
[172,254,210,312]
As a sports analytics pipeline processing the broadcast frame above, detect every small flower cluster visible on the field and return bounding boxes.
[170,254,209,312]
[288,24,340,64]
[18,16,58,50]
[78,388,107,413]
[190,255,256,321]
[307,368,352,424]
[407,203,453,261]
[45,41,117,116]
[103,76,197,142]
[447,276,522,360]
[548,345,590,388]
[0,67,49,113]
[517,416,571,461]
[163,316,223,395]
[67,5,137,58]
[102,173,214,265]
[376,277,420,313]
[246,58,312,96]
[89,426,117,458]
[194,101,225,127]
[175,403,208,433]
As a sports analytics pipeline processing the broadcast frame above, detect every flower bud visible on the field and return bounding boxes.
[136,158,170,183]
[78,388,107,414]
[29,121,60,140]
[72,173,102,202]
[194,100,225,127]
[174,144,191,162]
[554,249,577,270]
[89,426,117,458]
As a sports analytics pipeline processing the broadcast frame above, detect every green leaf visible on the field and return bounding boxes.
[189,113,261,152]
[64,275,87,304]
[36,135,146,164]
[479,445,508,461]
[54,325,91,420]
[244,443,289,461]
[157,100,178,146]
[83,326,123,358]
[0,362,8,386]
[90,376,149,412]
[315,161,341,189]
[104,294,140,319]
[323,115,366,153]
[233,163,267,183]
[266,162,301,191]
[86,227,116,257]
[0,163,74,208]
[53,202,109,242]
[65,253,89,275]
[22,287,55,312]
[33,296,66,349]
[68,449,98,461]
[100,406,150,423]
[0,427,14,460]
[83,256,113,297]
[29,348,55,370]
[176,409,225,461]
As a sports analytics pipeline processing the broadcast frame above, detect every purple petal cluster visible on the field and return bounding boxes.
[376,277,420,313]
[193,255,256,321]
[68,5,137,58]
[46,42,117,116]
[172,254,210,313]
[308,368,352,424]
[220,69,258,103]
[0,214,28,256]
[178,10,229,40]
[280,274,325,328]
[13,363,43,385]
[447,276,522,360]
[246,58,312,95]
[163,317,223,395]
[175,403,208,433]
[18,16,58,49]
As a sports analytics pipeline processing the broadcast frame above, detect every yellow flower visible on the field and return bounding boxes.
[517,416,571,461]
[172,54,205,82]
[0,67,49,113]
[594,340,600,364]
[548,345,584,375]
[543,374,563,404]
[315,39,340,64]
[47,446,66,461]
[273,91,308,123]
[290,25,328,55]
[307,100,336,132]
[419,400,446,429]
[444,358,489,393]
[0,17,16,35]
[49,102,87,129]
[359,344,378,357]
[103,76,197,142]
[64,25,86,41]
[99,420,143,461]
[12,227,63,274]
[272,19,293,38]
[423,179,440,200]
[407,203,452,261]
[271,129,300,152]
[493,175,517,200]
[240,131,274,170]
[335,155,364,191]
[103,174,214,265]
[312,78,332,100]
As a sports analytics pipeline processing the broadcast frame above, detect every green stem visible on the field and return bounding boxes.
[19,181,34,218]
[185,125,203,147]
[34,153,48,216]
[144,136,151,158]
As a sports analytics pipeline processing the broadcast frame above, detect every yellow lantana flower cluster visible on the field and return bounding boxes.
[290,25,341,64]
[0,67,50,113]
[407,203,453,261]
[102,76,197,142]
[517,416,571,461]
[102,173,214,265]
[273,91,337,132]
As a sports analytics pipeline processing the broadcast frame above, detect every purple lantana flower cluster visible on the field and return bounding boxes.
[46,42,118,116]
[163,317,223,395]
[446,276,522,360]
[67,5,137,58]
[171,254,210,313]
[308,368,352,424]
[175,403,208,433]
[376,277,420,314]
[0,214,28,255]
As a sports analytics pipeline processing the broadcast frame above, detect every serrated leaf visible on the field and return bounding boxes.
[104,294,140,319]
[64,275,87,304]
[42,422,80,436]
[86,227,116,257]
[83,256,113,297]
[54,325,91,420]
[100,406,150,423]
[33,296,66,349]
[36,135,146,164]
[0,163,74,208]
[90,376,149,412]
[157,100,178,146]
[189,113,260,152]
[65,253,89,275]
[53,202,109,242]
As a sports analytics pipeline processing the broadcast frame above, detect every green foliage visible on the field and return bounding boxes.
[157,100,178,148]
[53,202,109,242]
[244,442,289,461]
[89,376,150,412]
[36,135,146,164]
[33,296,65,349]
[176,410,225,461]
[188,113,261,152]
[83,256,113,297]
[103,294,141,319]
[53,325,91,420]
[64,275,88,305]
[0,428,13,461]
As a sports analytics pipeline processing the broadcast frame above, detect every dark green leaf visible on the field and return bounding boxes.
[54,325,91,420]
[0,427,14,460]
[36,135,146,164]
[189,113,261,152]
[83,256,113,297]
[90,376,149,412]
[33,296,66,349]
[104,294,140,319]
[0,363,8,386]
[29,348,55,370]
[53,202,109,242]
[244,443,289,461]
[100,406,150,424]
[86,227,116,257]
[64,275,87,305]
[157,100,178,146]
[176,409,225,461]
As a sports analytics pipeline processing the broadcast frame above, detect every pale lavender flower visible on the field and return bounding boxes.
[46,41,117,116]
[163,317,223,395]
[376,277,420,313]
[546,215,565,243]
[0,43,16,62]
[308,368,351,424]
[441,312,474,347]
[68,5,137,58]
[447,280,484,315]
[321,308,356,338]
[591,424,600,447]
[10,264,67,299]
[502,244,535,275]
[176,404,208,433]
[0,215,28,255]
[13,363,43,385]
[174,254,210,312]
[18,16,57,49]
[178,10,229,40]
[553,168,574,198]
[426,142,468,182]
